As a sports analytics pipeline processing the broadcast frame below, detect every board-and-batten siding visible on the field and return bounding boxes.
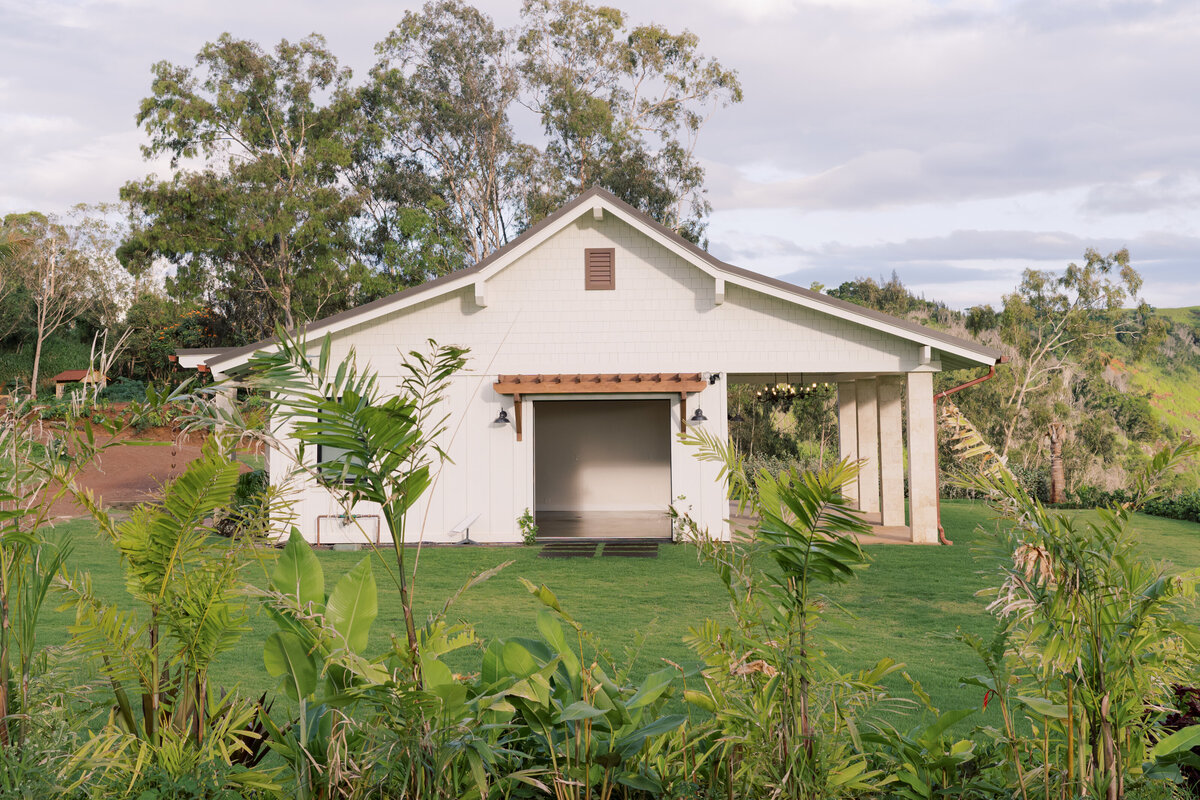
[276,213,918,544]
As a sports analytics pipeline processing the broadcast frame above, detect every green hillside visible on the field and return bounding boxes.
[1130,306,1200,438]
[1128,360,1200,437]
[1154,305,1200,326]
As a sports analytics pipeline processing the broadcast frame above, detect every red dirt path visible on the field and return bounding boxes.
[43,432,256,519]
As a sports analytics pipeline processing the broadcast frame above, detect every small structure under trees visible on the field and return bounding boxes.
[52,368,107,398]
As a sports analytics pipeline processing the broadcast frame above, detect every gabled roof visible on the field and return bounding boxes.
[197,187,1003,373]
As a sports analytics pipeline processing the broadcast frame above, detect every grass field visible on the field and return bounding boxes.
[38,500,1200,726]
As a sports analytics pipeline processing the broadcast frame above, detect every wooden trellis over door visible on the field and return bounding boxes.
[493,373,707,440]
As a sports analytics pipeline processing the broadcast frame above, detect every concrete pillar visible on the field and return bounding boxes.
[877,376,906,527]
[855,378,880,515]
[836,382,859,507]
[906,371,938,544]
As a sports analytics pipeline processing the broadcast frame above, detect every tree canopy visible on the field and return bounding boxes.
[119,34,365,342]
[119,1,742,341]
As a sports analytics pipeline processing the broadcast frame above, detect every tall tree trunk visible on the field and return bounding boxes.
[29,333,43,400]
[1048,422,1066,504]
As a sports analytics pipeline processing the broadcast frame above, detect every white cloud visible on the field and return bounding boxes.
[2,0,1200,306]
[0,112,79,136]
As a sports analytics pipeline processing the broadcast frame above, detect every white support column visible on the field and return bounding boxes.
[856,378,880,515]
[906,371,938,544]
[211,371,237,459]
[836,382,859,508]
[877,376,906,528]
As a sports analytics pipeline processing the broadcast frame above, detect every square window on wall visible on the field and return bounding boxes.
[316,443,364,486]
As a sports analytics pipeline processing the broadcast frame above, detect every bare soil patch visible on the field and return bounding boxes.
[42,428,259,519]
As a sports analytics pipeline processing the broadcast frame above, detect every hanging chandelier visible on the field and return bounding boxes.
[754,375,831,407]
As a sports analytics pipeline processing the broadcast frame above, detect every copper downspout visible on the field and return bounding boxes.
[931,356,1008,544]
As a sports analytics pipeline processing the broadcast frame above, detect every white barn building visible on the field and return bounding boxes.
[179,188,1002,545]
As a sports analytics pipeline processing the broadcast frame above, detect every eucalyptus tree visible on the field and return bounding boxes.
[0,229,29,343]
[120,34,365,341]
[361,0,528,269]
[996,248,1143,459]
[516,0,743,240]
[1,211,100,397]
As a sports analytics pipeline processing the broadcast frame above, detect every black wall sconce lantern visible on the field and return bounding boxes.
[690,408,708,423]
[494,409,511,425]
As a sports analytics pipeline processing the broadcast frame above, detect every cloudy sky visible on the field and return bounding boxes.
[3,0,1199,309]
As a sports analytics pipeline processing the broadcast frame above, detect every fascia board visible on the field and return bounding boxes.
[205,273,480,372]
[723,273,999,367]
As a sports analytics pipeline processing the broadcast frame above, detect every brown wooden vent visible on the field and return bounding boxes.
[584,248,615,290]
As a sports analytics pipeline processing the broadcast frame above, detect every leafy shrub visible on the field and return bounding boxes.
[93,760,256,800]
[35,396,113,422]
[99,377,146,403]
[517,506,538,545]
[1157,685,1200,797]
[1145,489,1200,523]
[1062,486,1200,523]
[215,468,269,537]
[130,405,176,433]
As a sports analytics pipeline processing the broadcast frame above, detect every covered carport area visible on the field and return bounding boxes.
[726,362,963,545]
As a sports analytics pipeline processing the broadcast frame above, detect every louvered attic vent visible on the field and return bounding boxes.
[584,248,615,290]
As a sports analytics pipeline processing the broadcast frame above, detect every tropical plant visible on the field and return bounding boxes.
[478,579,689,799]
[57,437,276,794]
[863,674,1007,800]
[262,525,523,799]
[675,427,896,799]
[0,390,125,748]
[227,327,467,677]
[519,506,539,545]
[956,439,1200,800]
[256,529,384,800]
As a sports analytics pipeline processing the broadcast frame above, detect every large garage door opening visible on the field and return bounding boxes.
[534,399,672,539]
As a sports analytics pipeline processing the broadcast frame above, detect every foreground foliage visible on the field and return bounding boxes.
[3,342,1200,798]
[957,440,1200,800]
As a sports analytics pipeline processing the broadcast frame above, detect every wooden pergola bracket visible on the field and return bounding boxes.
[494,373,707,438]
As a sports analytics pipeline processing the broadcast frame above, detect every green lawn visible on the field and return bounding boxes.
[39,500,1200,725]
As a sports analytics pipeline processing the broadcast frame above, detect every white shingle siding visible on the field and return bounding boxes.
[276,214,918,544]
